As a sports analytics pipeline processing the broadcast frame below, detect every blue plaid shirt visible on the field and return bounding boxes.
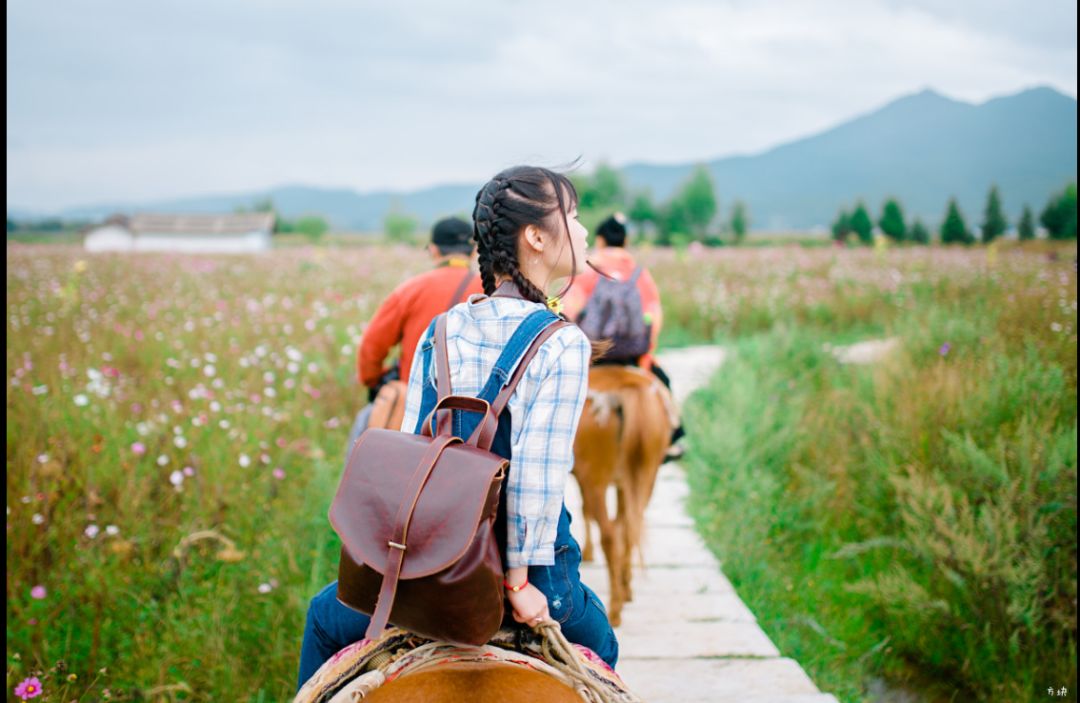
[399,294,591,568]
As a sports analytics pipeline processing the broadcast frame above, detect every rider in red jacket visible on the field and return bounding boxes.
[347,217,484,446]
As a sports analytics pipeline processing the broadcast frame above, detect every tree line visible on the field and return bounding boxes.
[572,163,748,246]
[831,182,1078,246]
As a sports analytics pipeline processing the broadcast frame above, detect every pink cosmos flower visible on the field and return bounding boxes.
[131,442,146,455]
[272,468,286,481]
[14,676,43,700]
[30,585,46,600]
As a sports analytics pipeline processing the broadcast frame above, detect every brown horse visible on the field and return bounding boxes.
[572,365,675,627]
[363,662,583,702]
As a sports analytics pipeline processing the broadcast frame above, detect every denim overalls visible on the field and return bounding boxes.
[297,309,618,691]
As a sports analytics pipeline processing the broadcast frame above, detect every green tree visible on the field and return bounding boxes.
[878,198,907,242]
[1040,182,1078,240]
[628,192,658,238]
[574,162,625,211]
[1017,205,1036,241]
[294,216,328,243]
[908,218,931,245]
[850,201,873,245]
[677,166,718,240]
[831,209,852,243]
[383,211,418,244]
[980,185,1007,244]
[659,199,691,247]
[940,198,974,244]
[729,200,749,243]
[6,217,16,233]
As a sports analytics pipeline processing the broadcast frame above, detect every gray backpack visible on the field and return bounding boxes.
[576,266,652,362]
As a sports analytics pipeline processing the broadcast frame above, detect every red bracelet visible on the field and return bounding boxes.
[503,577,528,593]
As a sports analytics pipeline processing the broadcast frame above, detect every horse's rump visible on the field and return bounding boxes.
[294,626,639,703]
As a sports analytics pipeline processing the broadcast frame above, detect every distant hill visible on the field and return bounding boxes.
[621,85,1077,229]
[15,85,1077,232]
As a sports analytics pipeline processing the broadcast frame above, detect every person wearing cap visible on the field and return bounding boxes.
[563,212,686,459]
[347,216,484,443]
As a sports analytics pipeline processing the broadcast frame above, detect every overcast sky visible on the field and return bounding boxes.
[6,0,1077,212]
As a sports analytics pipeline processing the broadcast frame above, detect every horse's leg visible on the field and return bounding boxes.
[364,662,582,703]
[592,479,624,627]
[615,481,636,607]
[575,467,597,563]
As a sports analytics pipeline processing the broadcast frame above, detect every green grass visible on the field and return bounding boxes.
[682,245,1077,701]
[5,240,1076,701]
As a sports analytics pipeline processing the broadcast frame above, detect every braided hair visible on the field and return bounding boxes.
[471,165,580,305]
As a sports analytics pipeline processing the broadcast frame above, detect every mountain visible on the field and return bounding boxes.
[14,85,1077,231]
[622,85,1077,229]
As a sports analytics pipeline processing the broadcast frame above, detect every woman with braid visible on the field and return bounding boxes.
[297,165,619,691]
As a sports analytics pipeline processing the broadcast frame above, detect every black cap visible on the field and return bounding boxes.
[431,217,474,253]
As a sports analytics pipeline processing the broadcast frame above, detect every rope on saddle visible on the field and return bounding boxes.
[533,620,644,703]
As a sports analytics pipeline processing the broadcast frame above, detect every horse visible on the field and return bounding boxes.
[363,662,583,702]
[572,364,676,627]
[294,623,637,703]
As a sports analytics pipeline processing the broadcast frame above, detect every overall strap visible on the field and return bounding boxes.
[476,308,561,405]
[468,318,569,450]
[413,316,442,436]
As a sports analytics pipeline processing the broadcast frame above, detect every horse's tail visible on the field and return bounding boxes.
[609,381,645,570]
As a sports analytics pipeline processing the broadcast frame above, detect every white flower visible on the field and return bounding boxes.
[169,470,184,487]
[74,394,89,406]
[204,352,218,363]
[157,455,169,466]
[209,401,222,413]
[286,347,303,362]
[264,387,276,398]
[263,371,276,383]
[105,525,119,536]
[32,513,45,525]
[37,454,49,464]
[85,524,100,539]
[257,582,273,594]
[239,454,251,468]
[203,364,216,377]
[32,385,48,396]
[174,436,188,449]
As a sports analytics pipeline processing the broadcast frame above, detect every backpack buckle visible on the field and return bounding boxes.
[388,540,407,551]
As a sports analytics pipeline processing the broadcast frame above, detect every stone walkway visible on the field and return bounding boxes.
[563,345,839,703]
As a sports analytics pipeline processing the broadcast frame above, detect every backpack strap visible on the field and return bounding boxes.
[628,265,643,284]
[446,270,476,310]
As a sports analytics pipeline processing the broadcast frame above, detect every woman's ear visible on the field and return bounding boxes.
[522,224,545,255]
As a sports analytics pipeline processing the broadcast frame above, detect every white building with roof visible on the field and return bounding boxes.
[83,213,275,253]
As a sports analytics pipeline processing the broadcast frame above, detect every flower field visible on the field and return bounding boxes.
[6,240,1077,701]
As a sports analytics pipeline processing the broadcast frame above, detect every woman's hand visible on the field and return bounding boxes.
[507,582,550,626]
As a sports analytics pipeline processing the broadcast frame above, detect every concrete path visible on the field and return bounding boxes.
[564,345,839,703]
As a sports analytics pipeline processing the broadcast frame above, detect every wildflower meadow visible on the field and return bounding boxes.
[6,239,1077,702]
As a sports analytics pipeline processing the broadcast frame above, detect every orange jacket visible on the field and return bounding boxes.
[357,262,484,388]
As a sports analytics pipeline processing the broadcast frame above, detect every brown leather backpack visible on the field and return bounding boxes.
[330,313,568,645]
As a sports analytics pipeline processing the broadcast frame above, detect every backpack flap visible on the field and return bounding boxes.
[329,428,507,579]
